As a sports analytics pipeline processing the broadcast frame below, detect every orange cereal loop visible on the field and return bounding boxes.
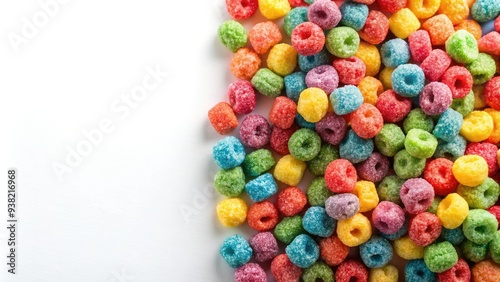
[358,76,383,105]
[438,0,469,25]
[230,48,261,80]
[485,108,500,144]
[472,259,500,282]
[455,19,482,40]
[208,102,238,135]
[408,0,441,19]
[422,14,455,45]
[248,21,282,54]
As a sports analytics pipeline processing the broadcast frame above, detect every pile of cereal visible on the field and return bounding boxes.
[210,0,500,280]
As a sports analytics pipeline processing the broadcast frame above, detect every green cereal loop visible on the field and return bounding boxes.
[466,53,496,85]
[326,27,360,58]
[490,231,500,264]
[214,167,246,197]
[377,175,405,205]
[274,215,304,244]
[375,124,406,157]
[251,68,284,98]
[217,20,247,52]
[393,149,426,179]
[307,143,339,176]
[426,196,442,214]
[424,241,458,273]
[450,90,475,117]
[288,128,322,161]
[457,178,500,209]
[404,129,438,159]
[462,239,488,262]
[302,262,334,282]
[463,209,499,244]
[403,108,434,134]
[307,177,333,206]
[445,30,479,64]
[242,149,276,178]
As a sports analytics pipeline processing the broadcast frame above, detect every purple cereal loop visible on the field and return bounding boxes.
[419,82,453,116]
[356,152,390,182]
[400,178,435,214]
[325,193,360,220]
[305,65,340,94]
[239,114,271,149]
[249,232,279,262]
[234,263,267,282]
[372,201,405,234]
[308,0,342,30]
[315,112,348,145]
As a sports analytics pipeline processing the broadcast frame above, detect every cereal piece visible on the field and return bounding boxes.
[453,155,489,186]
[369,265,398,282]
[215,167,246,197]
[436,193,469,229]
[295,113,316,129]
[278,187,307,216]
[291,22,326,56]
[330,86,363,116]
[438,0,469,25]
[358,11,389,45]
[485,108,500,143]
[408,0,440,19]
[308,0,342,30]
[302,262,334,282]
[497,16,500,31]
[409,30,432,63]
[228,80,256,115]
[466,52,496,85]
[213,136,246,170]
[271,254,302,282]
[285,234,320,268]
[245,173,278,202]
[485,77,500,110]
[325,27,360,58]
[234,263,266,282]
[242,149,275,178]
[270,124,298,155]
[251,68,284,98]
[320,235,350,266]
[239,114,271,149]
[466,142,498,175]
[432,108,463,142]
[308,143,339,176]
[380,217,409,241]
[339,1,369,31]
[333,57,366,85]
[457,177,500,209]
[284,7,308,36]
[274,215,304,244]
[270,96,297,129]
[289,0,308,6]
[379,67,395,89]
[230,48,261,80]
[325,193,360,220]
[225,0,258,20]
[218,20,247,54]
[315,112,347,145]
[303,206,336,237]
[298,49,330,72]
[421,49,452,82]
[490,230,500,263]
[377,0,407,13]
[426,196,442,214]
[325,159,357,193]
[463,239,488,261]
[393,149,426,179]
[422,14,455,45]
[337,213,372,247]
[340,129,374,164]
[258,0,291,19]
[352,180,379,212]
[217,198,248,227]
[394,236,425,259]
[461,111,494,142]
[404,129,438,159]
[405,259,436,282]
[358,76,383,105]
[424,158,458,196]
[372,201,405,234]
[375,123,406,157]
[463,209,499,244]
[350,104,383,139]
[409,212,442,246]
[220,234,252,268]
[284,72,307,102]
[267,43,298,76]
[360,236,393,268]
[403,109,434,134]
[274,154,307,186]
[424,241,458,273]
[472,259,500,282]
[440,227,465,245]
[445,30,479,64]
[305,65,339,94]
[441,66,474,99]
[380,38,410,68]
[249,21,282,54]
[377,175,405,205]
[389,8,421,39]
[434,135,466,160]
[455,19,483,40]
[488,205,500,226]
[356,152,389,182]
[450,90,475,117]
[249,232,279,262]
[478,32,500,56]
[392,64,425,99]
[307,177,333,207]
[471,0,500,22]
[288,128,322,161]
[208,102,238,135]
[400,178,435,214]
[336,260,369,282]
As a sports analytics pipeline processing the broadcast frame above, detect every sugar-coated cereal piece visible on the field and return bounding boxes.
[298,49,330,72]
[234,263,266,282]
[478,32,500,56]
[320,235,350,266]
[466,142,498,175]
[270,124,298,155]
[248,21,282,55]
[251,68,284,98]
[277,187,307,217]
[389,8,421,39]
[274,215,304,244]
[220,234,252,268]
[441,66,473,99]
[340,129,374,164]
[375,123,406,157]
[308,0,342,30]
[436,193,469,229]
[326,27,360,58]
[393,149,427,179]
[377,175,404,205]
[488,205,500,226]
[307,143,339,176]
[360,236,393,268]
[271,254,302,282]
[350,104,383,139]
[292,22,326,56]
[400,178,435,214]
[490,231,500,263]
[269,97,297,130]
[305,66,339,94]
[440,227,465,245]
[471,0,500,22]
[455,19,483,40]
[352,180,379,212]
[424,158,458,196]
[355,42,382,77]
[215,167,246,197]
[284,72,307,102]
[359,11,389,45]
[472,259,500,282]
[230,48,261,80]
[404,129,438,159]
[315,113,347,145]
[394,236,425,259]
[239,114,271,149]
[286,234,320,268]
[245,173,278,202]
[466,52,496,85]
[422,14,455,45]
[392,64,425,98]
[379,67,395,89]
[339,1,369,31]
[330,85,364,115]
[228,80,256,115]
[325,193,360,220]
[485,108,500,143]
[403,109,434,134]
[307,177,333,207]
[284,7,308,36]
[333,57,366,85]
[225,0,258,20]
[409,212,442,246]
[405,259,437,282]
[424,241,458,273]
[302,262,334,282]
[463,239,488,262]
[208,102,238,135]
[288,128,322,161]
[453,155,489,186]
[451,90,475,117]
[426,196,442,214]
[377,0,407,13]
[258,0,291,19]
[380,217,410,241]
[445,30,479,64]
[461,110,494,142]
[218,20,247,53]
[303,206,336,237]
[325,159,357,193]
[434,135,467,160]
[337,213,372,247]
[408,30,432,63]
[217,198,248,227]
[295,113,316,129]
[369,265,398,282]
[433,108,463,142]
[357,152,389,182]
[457,177,500,209]
[380,38,410,68]
[421,49,452,82]
[274,154,307,186]
[497,15,500,31]
[249,232,279,262]
[485,77,500,110]
[438,0,469,25]
[336,260,369,282]
[213,136,245,170]
[463,209,499,244]
[289,0,307,6]
[372,201,405,234]
[408,0,441,19]
[267,44,298,76]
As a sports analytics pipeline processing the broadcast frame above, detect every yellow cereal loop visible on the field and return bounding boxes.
[267,43,298,76]
[438,0,469,24]
[352,181,379,212]
[394,236,425,260]
[369,264,399,282]
[358,76,383,105]
[216,198,248,227]
[297,87,329,123]
[437,193,469,229]
[355,41,381,77]
[379,67,395,90]
[452,155,489,187]
[473,85,487,109]
[389,8,421,39]
[460,111,494,142]
[408,0,441,19]
[273,154,306,186]
[258,0,291,20]
[484,108,500,144]
[337,213,372,247]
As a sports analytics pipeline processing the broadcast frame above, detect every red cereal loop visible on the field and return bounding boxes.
[409,212,442,247]
[277,187,307,216]
[440,66,473,99]
[424,158,459,196]
[488,206,500,228]
[495,16,500,32]
[420,49,452,82]
[377,0,407,13]
[484,77,500,110]
[438,258,471,282]
[358,11,390,45]
[408,30,432,63]
[270,124,299,155]
[478,32,500,56]
[228,80,257,114]
[324,159,358,193]
[249,21,283,55]
[350,103,384,139]
[466,142,499,176]
[333,57,367,85]
[247,201,279,231]
[208,102,238,134]
[375,90,412,123]
[288,0,308,7]
[271,254,302,282]
[291,22,326,56]
[269,97,298,129]
[335,260,369,282]
[320,235,350,266]
[225,0,258,20]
